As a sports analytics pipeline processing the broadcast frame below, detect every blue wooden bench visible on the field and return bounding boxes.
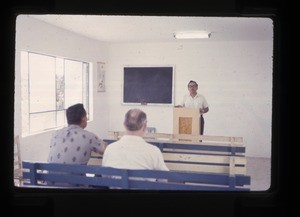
[90,134,247,176]
[22,161,250,191]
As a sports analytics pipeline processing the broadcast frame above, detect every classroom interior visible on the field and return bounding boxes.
[14,15,273,191]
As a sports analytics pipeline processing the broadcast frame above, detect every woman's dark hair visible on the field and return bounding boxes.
[66,103,86,125]
[124,109,147,131]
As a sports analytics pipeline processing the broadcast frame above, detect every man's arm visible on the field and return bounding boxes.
[98,140,108,155]
[200,107,209,114]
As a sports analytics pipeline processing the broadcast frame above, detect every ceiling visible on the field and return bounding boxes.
[29,14,273,43]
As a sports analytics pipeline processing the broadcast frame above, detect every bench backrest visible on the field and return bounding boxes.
[102,135,247,175]
[109,131,243,145]
[22,161,250,191]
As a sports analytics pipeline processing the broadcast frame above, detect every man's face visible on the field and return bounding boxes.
[188,82,198,94]
[80,115,88,129]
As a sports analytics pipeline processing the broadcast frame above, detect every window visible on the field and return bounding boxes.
[21,51,93,136]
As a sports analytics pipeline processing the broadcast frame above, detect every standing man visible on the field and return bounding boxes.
[175,80,209,135]
[102,108,169,171]
[48,103,107,165]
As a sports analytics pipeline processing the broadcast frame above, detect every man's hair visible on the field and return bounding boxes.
[66,103,86,125]
[188,80,198,87]
[124,109,147,131]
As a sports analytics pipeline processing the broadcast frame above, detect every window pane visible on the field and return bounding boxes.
[29,111,56,133]
[29,53,56,113]
[64,60,83,108]
[56,58,65,110]
[56,110,66,127]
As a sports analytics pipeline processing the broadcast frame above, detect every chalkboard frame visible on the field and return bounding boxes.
[122,65,175,106]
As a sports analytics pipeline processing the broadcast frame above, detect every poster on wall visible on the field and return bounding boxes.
[97,62,105,92]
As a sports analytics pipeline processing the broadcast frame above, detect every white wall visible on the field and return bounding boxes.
[15,16,273,161]
[107,41,272,158]
[15,16,110,161]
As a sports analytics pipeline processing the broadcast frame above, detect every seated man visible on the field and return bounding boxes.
[48,103,107,165]
[102,108,168,171]
[47,103,107,187]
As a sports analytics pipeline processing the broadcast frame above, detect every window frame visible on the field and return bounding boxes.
[20,51,93,137]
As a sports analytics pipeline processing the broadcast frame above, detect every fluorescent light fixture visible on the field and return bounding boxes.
[174,31,211,39]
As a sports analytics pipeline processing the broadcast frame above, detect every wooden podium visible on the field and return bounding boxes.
[173,107,200,135]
